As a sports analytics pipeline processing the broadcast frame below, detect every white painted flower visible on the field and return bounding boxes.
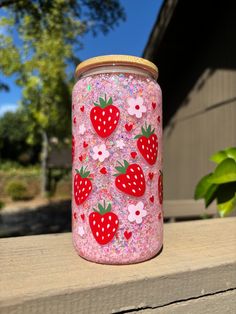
[92,144,110,162]
[77,226,85,237]
[79,124,86,134]
[116,139,125,149]
[127,96,146,118]
[128,201,147,224]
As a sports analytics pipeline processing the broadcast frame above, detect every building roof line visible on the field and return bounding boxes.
[143,0,179,60]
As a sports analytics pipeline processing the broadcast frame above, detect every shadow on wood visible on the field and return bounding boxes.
[0,200,71,238]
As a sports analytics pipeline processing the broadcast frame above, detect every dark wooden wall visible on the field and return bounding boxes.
[144,0,236,199]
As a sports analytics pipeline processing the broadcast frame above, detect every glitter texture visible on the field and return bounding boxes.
[72,70,163,264]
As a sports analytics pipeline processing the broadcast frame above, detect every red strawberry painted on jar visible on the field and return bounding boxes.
[114,160,146,197]
[89,201,119,245]
[158,170,163,205]
[135,124,158,165]
[74,166,93,205]
[90,95,120,138]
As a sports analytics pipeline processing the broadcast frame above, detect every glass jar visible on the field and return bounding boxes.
[72,55,163,264]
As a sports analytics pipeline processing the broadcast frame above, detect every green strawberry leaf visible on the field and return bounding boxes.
[115,166,126,174]
[99,97,105,106]
[115,160,129,175]
[216,182,236,217]
[107,203,111,212]
[107,97,113,105]
[138,124,155,138]
[124,160,129,168]
[98,203,104,213]
[209,158,236,184]
[141,126,146,136]
[117,161,124,167]
[84,171,90,177]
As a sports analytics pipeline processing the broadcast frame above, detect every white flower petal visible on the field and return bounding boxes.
[103,150,110,158]
[116,139,125,149]
[78,226,85,236]
[128,107,135,116]
[99,144,106,151]
[128,213,135,223]
[98,155,105,162]
[136,111,142,118]
[136,201,144,210]
[141,209,147,218]
[141,105,147,113]
[79,124,86,135]
[136,216,143,224]
[93,146,99,154]
[128,204,136,214]
[136,97,144,105]
[128,98,135,106]
[92,153,98,160]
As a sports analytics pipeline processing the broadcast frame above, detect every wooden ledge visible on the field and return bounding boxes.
[0,218,236,313]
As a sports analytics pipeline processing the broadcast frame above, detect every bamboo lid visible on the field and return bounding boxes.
[75,55,158,79]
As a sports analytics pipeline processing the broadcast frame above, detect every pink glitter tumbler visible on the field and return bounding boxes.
[72,55,163,264]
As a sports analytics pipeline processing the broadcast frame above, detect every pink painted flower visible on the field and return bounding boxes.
[116,139,125,149]
[79,124,86,134]
[127,97,146,118]
[128,201,147,224]
[77,226,85,237]
[92,144,110,162]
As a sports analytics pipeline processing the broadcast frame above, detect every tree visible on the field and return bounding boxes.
[0,0,125,195]
[0,110,41,163]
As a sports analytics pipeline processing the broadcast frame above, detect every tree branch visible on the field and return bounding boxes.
[0,0,19,8]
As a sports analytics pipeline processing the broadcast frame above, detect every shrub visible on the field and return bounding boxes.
[194,147,236,217]
[5,181,28,201]
[0,200,5,210]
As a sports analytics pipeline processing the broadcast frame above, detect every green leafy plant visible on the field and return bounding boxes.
[194,147,236,217]
[0,200,5,210]
[0,0,125,195]
[5,181,28,201]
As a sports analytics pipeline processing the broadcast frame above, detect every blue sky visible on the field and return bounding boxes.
[0,0,163,116]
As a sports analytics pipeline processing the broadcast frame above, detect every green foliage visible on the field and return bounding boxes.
[0,0,125,144]
[0,200,5,210]
[0,0,125,194]
[5,180,28,201]
[0,110,40,163]
[0,161,40,175]
[194,147,236,217]
[210,147,236,164]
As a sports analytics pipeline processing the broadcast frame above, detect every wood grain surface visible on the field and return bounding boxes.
[0,218,235,313]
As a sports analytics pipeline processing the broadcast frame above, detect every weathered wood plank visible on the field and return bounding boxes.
[133,290,236,313]
[0,218,235,314]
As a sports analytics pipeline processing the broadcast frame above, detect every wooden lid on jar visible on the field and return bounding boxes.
[75,55,158,79]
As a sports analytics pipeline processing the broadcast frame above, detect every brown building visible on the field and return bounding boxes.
[144,0,236,200]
